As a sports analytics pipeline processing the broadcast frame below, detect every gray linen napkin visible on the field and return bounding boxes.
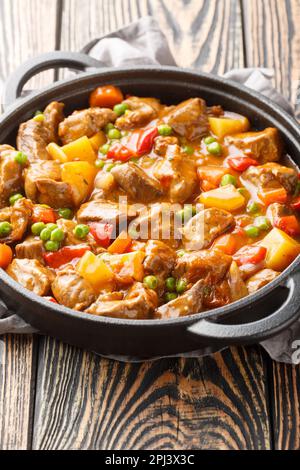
[0,16,299,364]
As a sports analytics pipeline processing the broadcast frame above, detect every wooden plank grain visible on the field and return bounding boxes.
[242,0,300,450]
[0,0,59,450]
[32,0,271,450]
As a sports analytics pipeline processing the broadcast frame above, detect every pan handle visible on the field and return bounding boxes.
[3,51,103,110]
[188,271,300,344]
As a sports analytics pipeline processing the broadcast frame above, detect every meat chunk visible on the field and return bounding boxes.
[58,107,116,144]
[246,269,280,294]
[143,240,177,278]
[227,261,248,301]
[111,163,163,202]
[15,236,44,263]
[115,97,160,130]
[174,249,232,284]
[153,145,198,203]
[266,203,292,226]
[6,259,54,296]
[52,267,96,311]
[155,280,205,319]
[0,145,24,208]
[86,282,158,319]
[242,163,298,194]
[17,101,64,161]
[154,136,179,156]
[183,208,235,250]
[164,98,209,141]
[225,128,283,163]
[24,160,73,208]
[0,198,32,244]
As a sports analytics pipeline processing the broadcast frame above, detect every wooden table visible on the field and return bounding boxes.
[0,0,299,450]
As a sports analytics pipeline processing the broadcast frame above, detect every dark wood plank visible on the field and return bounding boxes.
[0,0,59,450]
[33,0,271,450]
[243,0,300,450]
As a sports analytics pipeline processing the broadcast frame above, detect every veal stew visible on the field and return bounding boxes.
[0,85,299,319]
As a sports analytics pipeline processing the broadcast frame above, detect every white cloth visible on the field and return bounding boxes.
[0,16,299,363]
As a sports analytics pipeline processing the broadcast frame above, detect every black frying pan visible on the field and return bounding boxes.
[0,51,300,360]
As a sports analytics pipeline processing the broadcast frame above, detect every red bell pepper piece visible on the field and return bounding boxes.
[275,215,300,236]
[233,245,267,266]
[107,143,135,162]
[32,205,58,224]
[227,156,259,172]
[89,223,114,248]
[43,246,91,269]
[291,197,300,211]
[136,127,159,156]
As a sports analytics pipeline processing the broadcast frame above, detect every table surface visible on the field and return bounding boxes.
[0,0,300,451]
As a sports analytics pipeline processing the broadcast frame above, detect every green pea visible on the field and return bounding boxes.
[177,250,186,258]
[207,142,222,155]
[40,228,52,241]
[0,221,12,238]
[130,157,140,163]
[95,159,106,169]
[176,206,196,223]
[182,145,194,155]
[9,193,23,206]
[165,292,178,303]
[108,128,122,140]
[244,225,260,238]
[254,216,271,231]
[58,208,73,220]
[143,275,158,290]
[158,124,173,136]
[14,151,28,165]
[46,223,58,232]
[237,187,249,198]
[104,163,116,172]
[113,103,129,116]
[128,227,139,239]
[99,144,110,155]
[204,136,216,145]
[247,201,260,214]
[74,224,90,240]
[31,222,46,236]
[104,123,115,134]
[220,174,237,187]
[44,240,60,252]
[176,279,188,294]
[34,110,43,117]
[50,228,65,242]
[165,277,176,292]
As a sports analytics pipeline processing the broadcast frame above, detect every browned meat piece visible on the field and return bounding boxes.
[0,198,32,244]
[24,160,73,208]
[246,269,280,294]
[58,107,116,144]
[174,249,232,284]
[17,101,64,161]
[111,162,163,202]
[227,261,248,301]
[77,200,138,233]
[15,236,44,263]
[6,259,54,296]
[242,163,298,194]
[164,98,209,141]
[153,145,198,203]
[155,279,205,319]
[52,267,96,311]
[266,203,292,226]
[203,279,232,309]
[86,282,158,319]
[225,128,283,163]
[115,97,160,130]
[183,208,235,250]
[153,136,179,156]
[0,145,24,208]
[207,105,224,117]
[143,240,177,279]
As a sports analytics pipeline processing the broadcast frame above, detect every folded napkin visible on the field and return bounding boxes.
[1,16,299,364]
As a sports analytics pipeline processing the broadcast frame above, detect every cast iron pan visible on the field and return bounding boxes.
[0,51,300,360]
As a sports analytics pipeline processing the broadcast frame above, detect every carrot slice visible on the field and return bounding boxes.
[108,231,132,254]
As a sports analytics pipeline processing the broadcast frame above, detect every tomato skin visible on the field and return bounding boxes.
[227,156,259,172]
[89,86,124,108]
[0,244,13,269]
[136,127,159,156]
[43,246,91,269]
[32,206,58,224]
[233,245,267,266]
[89,223,114,248]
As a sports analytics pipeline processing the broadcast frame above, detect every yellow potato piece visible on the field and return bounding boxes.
[61,161,97,205]
[260,228,300,271]
[199,184,246,212]
[108,251,145,282]
[62,136,96,163]
[77,251,114,292]
[46,143,68,163]
[209,116,250,139]
[89,131,107,152]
